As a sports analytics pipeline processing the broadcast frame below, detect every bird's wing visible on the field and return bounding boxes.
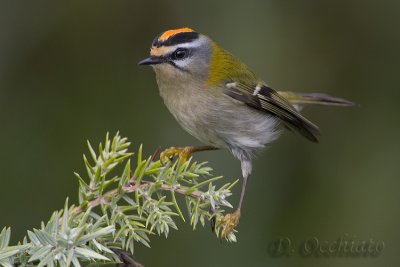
[223,81,321,142]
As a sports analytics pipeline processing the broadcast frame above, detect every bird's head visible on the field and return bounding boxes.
[138,27,214,81]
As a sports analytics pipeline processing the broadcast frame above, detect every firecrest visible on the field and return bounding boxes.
[139,27,354,238]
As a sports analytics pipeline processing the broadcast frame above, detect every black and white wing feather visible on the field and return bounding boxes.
[224,81,321,142]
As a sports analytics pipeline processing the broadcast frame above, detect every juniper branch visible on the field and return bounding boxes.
[71,180,205,217]
[0,132,238,267]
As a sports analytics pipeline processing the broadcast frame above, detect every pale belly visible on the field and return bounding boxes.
[158,81,281,153]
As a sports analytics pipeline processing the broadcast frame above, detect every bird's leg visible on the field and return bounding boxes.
[220,173,249,239]
[160,145,218,164]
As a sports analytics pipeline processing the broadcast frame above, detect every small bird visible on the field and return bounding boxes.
[139,27,354,237]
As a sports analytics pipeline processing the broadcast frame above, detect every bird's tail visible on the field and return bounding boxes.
[278,91,355,110]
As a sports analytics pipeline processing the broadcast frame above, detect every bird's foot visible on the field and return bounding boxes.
[220,209,241,239]
[160,146,193,165]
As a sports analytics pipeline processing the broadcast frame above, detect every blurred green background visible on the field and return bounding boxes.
[1,1,399,266]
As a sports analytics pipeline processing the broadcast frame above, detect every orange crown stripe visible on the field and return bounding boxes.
[159,27,194,42]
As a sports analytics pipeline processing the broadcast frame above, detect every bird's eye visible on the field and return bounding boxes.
[172,48,188,60]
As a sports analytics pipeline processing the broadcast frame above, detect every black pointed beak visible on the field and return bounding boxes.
[138,56,164,66]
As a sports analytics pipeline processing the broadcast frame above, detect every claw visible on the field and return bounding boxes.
[160,147,179,165]
[179,147,193,162]
[220,209,241,239]
[160,146,192,165]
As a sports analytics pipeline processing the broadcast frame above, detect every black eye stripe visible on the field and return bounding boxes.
[167,60,191,73]
[171,48,189,60]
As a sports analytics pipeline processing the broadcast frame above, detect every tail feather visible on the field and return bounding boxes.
[278,91,356,107]
[277,91,354,142]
